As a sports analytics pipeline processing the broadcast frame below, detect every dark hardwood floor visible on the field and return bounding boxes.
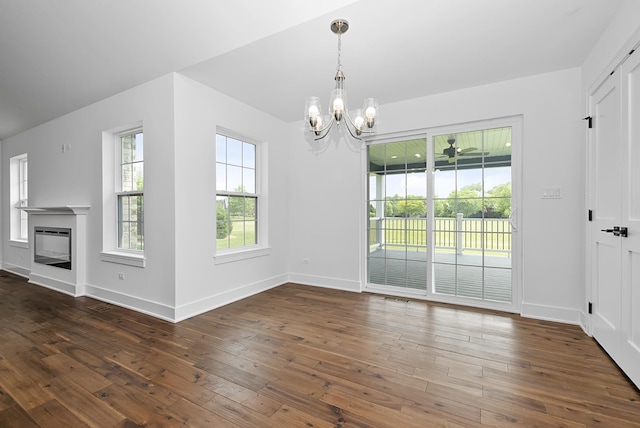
[0,271,638,427]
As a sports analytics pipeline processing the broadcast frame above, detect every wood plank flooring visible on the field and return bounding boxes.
[0,271,638,427]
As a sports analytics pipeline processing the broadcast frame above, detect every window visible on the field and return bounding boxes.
[216,132,258,251]
[117,129,144,251]
[10,153,28,243]
[101,123,145,267]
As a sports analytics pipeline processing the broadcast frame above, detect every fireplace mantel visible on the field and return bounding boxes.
[24,205,90,297]
[21,205,91,215]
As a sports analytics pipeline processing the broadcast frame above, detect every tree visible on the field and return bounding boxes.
[216,204,232,239]
[486,182,511,218]
[451,184,483,218]
[434,198,453,217]
[395,198,426,217]
[228,185,246,217]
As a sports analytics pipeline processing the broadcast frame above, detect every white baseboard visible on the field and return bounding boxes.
[287,273,362,293]
[28,273,84,297]
[174,273,288,322]
[521,302,582,325]
[84,283,176,322]
[2,262,31,278]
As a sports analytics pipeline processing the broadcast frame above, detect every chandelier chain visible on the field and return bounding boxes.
[337,32,342,72]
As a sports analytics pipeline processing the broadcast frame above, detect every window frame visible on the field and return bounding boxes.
[214,128,270,264]
[10,153,29,246]
[115,128,144,252]
[100,123,146,268]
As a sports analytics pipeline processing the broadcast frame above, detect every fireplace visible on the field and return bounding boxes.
[21,205,90,296]
[34,227,72,270]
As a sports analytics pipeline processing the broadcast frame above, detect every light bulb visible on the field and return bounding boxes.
[333,98,344,121]
[365,106,376,118]
[333,98,344,112]
[308,105,319,117]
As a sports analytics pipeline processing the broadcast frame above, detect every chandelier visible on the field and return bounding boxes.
[304,19,378,141]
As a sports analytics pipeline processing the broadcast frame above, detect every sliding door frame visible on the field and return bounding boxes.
[362,116,523,313]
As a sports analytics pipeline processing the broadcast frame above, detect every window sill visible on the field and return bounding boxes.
[9,239,29,249]
[214,246,271,265]
[101,251,146,268]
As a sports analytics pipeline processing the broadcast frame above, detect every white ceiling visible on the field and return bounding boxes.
[0,0,623,141]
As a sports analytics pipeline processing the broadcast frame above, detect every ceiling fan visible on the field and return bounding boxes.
[436,137,488,163]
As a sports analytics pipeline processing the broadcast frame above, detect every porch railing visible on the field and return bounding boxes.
[369,216,512,254]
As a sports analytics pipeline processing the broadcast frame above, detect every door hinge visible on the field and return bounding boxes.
[588,209,593,221]
[588,302,593,314]
[583,116,593,128]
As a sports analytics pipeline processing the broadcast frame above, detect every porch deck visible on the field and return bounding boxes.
[367,249,512,303]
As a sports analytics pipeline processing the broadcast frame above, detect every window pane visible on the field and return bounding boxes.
[227,165,242,191]
[119,196,130,221]
[369,173,378,200]
[133,162,144,191]
[245,197,256,219]
[121,164,133,191]
[133,132,144,162]
[121,135,132,163]
[407,171,427,198]
[384,141,407,169]
[368,144,385,173]
[228,196,244,217]
[118,194,144,250]
[227,138,242,166]
[434,169,455,199]
[243,168,255,194]
[216,196,231,244]
[385,174,405,198]
[216,163,227,191]
[243,142,255,168]
[457,169,483,194]
[246,221,257,245]
[216,134,227,163]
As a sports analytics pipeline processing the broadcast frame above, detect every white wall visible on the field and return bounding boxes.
[287,128,365,291]
[2,74,179,319]
[288,68,585,324]
[1,73,292,322]
[172,75,290,320]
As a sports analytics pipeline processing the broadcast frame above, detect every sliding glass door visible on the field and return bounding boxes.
[367,137,428,290]
[366,120,519,309]
[432,127,512,303]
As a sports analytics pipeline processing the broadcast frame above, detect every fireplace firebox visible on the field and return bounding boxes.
[34,227,72,270]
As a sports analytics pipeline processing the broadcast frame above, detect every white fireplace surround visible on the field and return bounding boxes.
[21,205,90,296]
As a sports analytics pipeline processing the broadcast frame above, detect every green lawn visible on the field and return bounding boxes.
[217,217,256,250]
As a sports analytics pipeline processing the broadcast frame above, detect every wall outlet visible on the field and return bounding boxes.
[118,273,125,280]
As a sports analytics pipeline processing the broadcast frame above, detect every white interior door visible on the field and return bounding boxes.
[619,51,640,386]
[589,51,640,388]
[590,75,622,358]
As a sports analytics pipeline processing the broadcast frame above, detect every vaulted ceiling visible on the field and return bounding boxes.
[0,0,623,141]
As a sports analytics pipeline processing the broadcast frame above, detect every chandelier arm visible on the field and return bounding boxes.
[310,114,335,134]
[314,117,336,141]
[344,111,358,129]
[343,119,362,141]
[343,111,373,137]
